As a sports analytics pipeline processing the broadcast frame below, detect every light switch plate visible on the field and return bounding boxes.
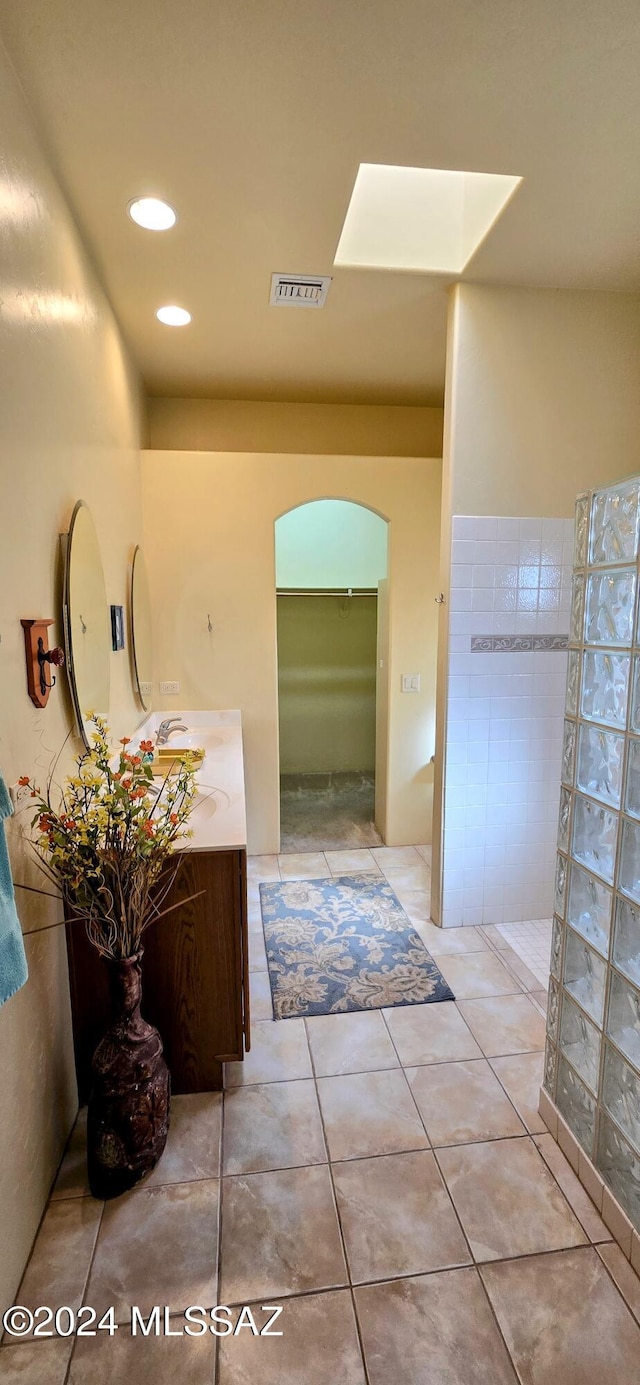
[401,674,421,692]
[159,680,180,695]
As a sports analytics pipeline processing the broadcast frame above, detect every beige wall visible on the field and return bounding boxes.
[148,396,444,459]
[431,290,460,923]
[432,283,640,921]
[0,42,144,1313]
[447,285,640,517]
[141,451,442,852]
[277,594,378,775]
[374,578,391,840]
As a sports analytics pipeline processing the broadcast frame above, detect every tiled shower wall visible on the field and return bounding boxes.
[442,515,575,927]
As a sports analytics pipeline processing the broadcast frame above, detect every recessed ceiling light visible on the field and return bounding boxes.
[334,164,522,275]
[156,304,191,326]
[128,197,177,231]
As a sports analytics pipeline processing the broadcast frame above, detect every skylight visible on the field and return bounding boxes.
[334,164,522,275]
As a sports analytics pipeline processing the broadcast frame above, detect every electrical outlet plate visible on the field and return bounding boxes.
[9,781,33,812]
[159,680,180,695]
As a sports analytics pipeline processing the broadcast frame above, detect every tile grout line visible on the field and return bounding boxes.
[1,1147,100,1352]
[432,1130,596,1265]
[217,1127,585,1185]
[485,1055,547,1138]
[214,1085,225,1385]
[304,1014,373,1385]
[443,947,550,1137]
[203,1241,640,1308]
[63,1199,106,1383]
[474,1258,528,1382]
[479,926,549,1016]
[531,1134,612,1244]
[594,1244,640,1328]
[378,1007,438,1146]
[1,1196,105,1363]
[377,1007,479,1271]
[494,920,553,990]
[480,929,550,1006]
[227,1043,547,1088]
[191,1234,640,1359]
[378,969,595,1274]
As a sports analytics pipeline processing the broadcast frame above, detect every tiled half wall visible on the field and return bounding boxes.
[442,515,575,927]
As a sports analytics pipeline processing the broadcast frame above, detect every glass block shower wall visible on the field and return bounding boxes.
[544,475,640,1232]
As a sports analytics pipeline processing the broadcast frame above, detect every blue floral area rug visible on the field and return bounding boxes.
[259,874,454,1020]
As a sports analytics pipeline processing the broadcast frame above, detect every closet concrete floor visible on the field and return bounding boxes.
[279,772,382,853]
[4,846,640,1384]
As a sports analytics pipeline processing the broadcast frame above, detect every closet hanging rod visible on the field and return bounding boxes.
[276,588,378,597]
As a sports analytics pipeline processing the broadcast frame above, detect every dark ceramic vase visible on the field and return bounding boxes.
[87,952,170,1199]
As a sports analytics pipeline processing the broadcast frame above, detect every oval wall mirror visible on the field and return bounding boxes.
[64,500,111,748]
[131,545,153,712]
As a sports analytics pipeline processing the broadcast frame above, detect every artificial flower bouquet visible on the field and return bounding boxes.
[20,715,201,958]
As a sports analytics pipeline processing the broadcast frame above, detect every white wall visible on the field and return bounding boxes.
[141,451,442,852]
[0,41,144,1313]
[275,500,388,589]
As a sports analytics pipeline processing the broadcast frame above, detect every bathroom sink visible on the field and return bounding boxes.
[162,731,223,752]
[133,711,246,851]
[191,785,231,822]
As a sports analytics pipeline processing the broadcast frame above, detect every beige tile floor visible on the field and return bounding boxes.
[4,847,640,1384]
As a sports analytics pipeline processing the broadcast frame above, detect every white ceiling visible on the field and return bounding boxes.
[1,0,639,406]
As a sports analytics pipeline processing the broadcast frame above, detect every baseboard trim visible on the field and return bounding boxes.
[538,1086,640,1273]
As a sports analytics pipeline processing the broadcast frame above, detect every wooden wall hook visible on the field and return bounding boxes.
[21,619,65,708]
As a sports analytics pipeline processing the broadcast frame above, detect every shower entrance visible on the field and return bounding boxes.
[275,500,389,853]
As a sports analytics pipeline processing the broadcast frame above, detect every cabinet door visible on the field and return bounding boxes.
[142,849,244,1088]
[65,848,246,1097]
[239,849,251,1052]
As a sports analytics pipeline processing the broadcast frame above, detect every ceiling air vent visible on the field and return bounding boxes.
[269,273,331,308]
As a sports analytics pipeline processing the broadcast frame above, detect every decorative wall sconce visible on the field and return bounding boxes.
[21,619,65,707]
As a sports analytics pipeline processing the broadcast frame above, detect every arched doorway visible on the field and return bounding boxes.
[275,499,389,851]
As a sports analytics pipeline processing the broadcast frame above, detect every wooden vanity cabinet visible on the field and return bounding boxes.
[64,846,250,1101]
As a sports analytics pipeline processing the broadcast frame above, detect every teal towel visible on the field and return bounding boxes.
[0,774,28,1006]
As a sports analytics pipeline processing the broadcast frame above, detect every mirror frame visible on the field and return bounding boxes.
[63,498,111,750]
[130,544,153,713]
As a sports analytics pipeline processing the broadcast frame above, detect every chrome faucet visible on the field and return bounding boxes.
[156,717,189,745]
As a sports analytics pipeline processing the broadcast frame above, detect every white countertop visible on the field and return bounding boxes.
[135,710,248,853]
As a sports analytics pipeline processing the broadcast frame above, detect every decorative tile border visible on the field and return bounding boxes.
[470,634,569,653]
